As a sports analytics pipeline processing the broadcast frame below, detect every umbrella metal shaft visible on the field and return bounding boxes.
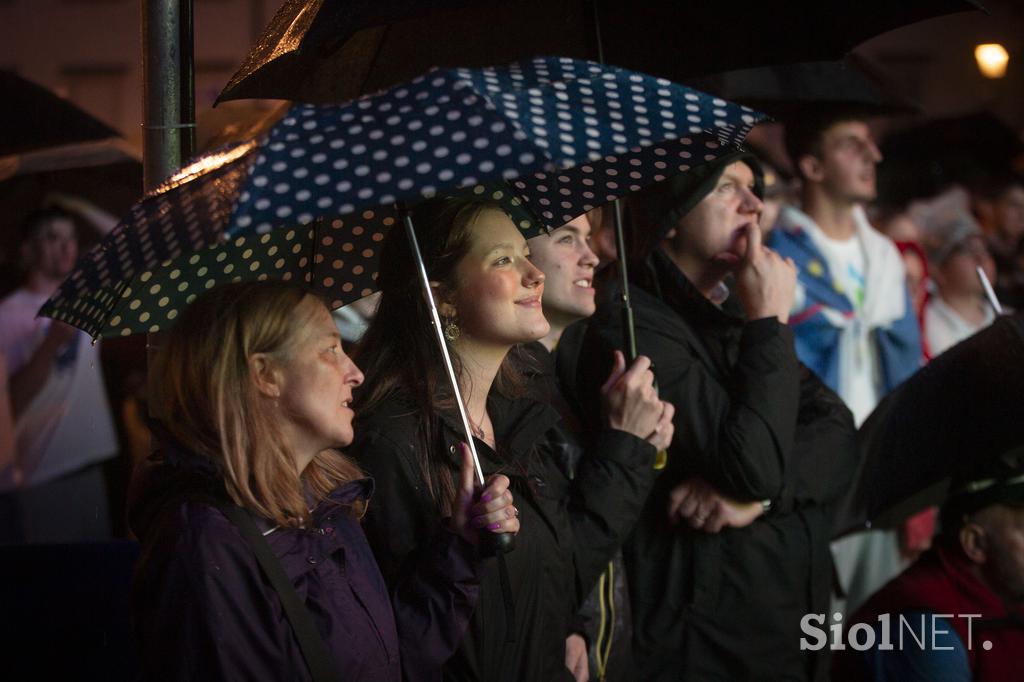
[612,199,638,362]
[977,265,1004,315]
[402,211,487,487]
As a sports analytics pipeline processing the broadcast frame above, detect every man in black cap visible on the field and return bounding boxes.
[568,151,859,680]
[833,456,1024,682]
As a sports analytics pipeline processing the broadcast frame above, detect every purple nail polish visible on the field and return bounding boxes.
[488,522,502,531]
[481,492,492,503]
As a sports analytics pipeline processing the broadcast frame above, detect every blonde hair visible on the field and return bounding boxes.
[153,280,364,526]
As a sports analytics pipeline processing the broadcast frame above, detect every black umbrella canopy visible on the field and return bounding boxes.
[877,111,1024,207]
[0,70,119,157]
[834,313,1024,536]
[687,55,919,121]
[217,0,984,104]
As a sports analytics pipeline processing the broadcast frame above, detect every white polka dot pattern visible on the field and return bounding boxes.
[228,57,762,238]
[40,57,764,337]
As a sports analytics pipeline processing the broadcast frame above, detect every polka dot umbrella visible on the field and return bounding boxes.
[87,185,542,338]
[41,55,765,338]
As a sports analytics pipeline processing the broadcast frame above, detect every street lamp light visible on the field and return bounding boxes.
[975,43,1009,79]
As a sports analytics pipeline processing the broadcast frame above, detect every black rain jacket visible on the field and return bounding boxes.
[569,249,859,681]
[350,380,655,682]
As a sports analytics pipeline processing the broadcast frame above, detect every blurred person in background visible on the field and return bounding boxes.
[974,174,1024,309]
[0,208,118,543]
[917,189,998,356]
[877,205,930,360]
[769,110,922,617]
[833,458,1024,682]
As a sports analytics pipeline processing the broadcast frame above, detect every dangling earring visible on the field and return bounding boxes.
[443,317,461,342]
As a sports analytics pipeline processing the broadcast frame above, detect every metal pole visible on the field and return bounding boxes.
[142,0,196,418]
[402,211,486,486]
[142,0,196,190]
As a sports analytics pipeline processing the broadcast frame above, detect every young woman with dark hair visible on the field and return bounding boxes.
[351,197,670,681]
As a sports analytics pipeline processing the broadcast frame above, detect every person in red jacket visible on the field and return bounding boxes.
[832,459,1024,681]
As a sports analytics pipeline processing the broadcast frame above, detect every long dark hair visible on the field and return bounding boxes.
[353,196,532,509]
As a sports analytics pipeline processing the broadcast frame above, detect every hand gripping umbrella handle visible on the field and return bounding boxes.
[401,209,515,555]
[612,201,667,468]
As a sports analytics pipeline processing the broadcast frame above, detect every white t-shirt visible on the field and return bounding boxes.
[809,231,880,426]
[0,288,118,490]
[925,296,995,357]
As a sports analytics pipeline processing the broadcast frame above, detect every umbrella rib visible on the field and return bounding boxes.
[355,23,392,99]
[308,218,320,290]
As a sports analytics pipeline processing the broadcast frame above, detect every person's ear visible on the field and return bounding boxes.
[798,155,825,184]
[249,352,283,399]
[959,521,989,565]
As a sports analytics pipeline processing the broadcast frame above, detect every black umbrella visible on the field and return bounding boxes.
[878,111,1024,207]
[0,70,119,157]
[216,0,984,105]
[835,313,1024,536]
[687,54,919,122]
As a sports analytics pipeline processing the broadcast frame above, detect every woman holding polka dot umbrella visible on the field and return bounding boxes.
[40,55,763,340]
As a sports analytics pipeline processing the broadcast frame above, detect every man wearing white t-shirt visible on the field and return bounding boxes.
[768,110,923,616]
[0,209,118,543]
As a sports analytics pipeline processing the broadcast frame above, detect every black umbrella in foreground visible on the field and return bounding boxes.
[835,313,1024,536]
[878,111,1024,207]
[216,0,984,105]
[0,70,119,157]
[687,54,919,122]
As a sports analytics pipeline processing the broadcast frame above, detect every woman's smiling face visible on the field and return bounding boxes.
[446,208,549,347]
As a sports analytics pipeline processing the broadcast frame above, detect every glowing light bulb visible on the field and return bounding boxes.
[975,44,1009,79]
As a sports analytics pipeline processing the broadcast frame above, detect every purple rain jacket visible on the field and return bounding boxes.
[129,439,482,682]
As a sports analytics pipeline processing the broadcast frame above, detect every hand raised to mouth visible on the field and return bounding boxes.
[733,223,797,323]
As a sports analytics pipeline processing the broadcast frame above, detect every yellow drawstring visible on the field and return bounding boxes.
[595,560,615,681]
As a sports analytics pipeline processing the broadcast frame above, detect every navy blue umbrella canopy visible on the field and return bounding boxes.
[42,56,765,337]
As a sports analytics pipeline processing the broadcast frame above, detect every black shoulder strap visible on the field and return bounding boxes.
[215,502,339,682]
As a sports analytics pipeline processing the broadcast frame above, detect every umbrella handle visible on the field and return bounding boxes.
[480,529,516,557]
[612,199,668,469]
